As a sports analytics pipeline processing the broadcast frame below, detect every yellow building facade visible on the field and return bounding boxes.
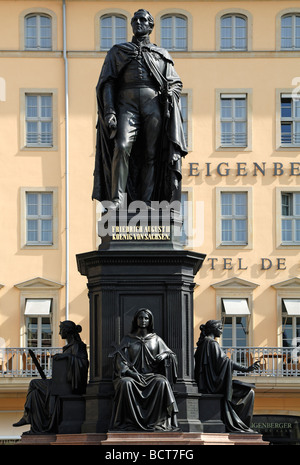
[1,0,300,444]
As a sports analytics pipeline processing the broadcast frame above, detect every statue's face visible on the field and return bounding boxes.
[59,324,68,339]
[214,322,223,337]
[131,12,152,37]
[136,311,150,329]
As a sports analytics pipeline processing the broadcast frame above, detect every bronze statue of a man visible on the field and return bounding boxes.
[92,9,187,210]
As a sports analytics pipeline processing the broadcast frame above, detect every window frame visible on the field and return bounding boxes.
[216,89,252,151]
[25,13,52,51]
[220,94,247,147]
[20,88,58,151]
[281,305,300,349]
[216,9,252,52]
[281,13,300,50]
[155,9,192,52]
[273,278,300,347]
[99,13,127,50]
[220,191,248,245]
[221,313,249,347]
[279,94,300,147]
[15,278,63,348]
[25,191,54,246]
[216,187,253,249]
[21,187,58,250]
[212,277,258,348]
[94,9,131,51]
[276,187,300,248]
[25,299,53,348]
[25,93,53,148]
[19,8,57,51]
[160,14,187,51]
[220,14,247,51]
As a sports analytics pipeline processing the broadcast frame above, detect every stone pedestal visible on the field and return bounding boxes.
[18,431,268,446]
[76,210,206,433]
[198,394,226,433]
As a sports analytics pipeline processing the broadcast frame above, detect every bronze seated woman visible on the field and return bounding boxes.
[194,319,260,433]
[110,308,179,431]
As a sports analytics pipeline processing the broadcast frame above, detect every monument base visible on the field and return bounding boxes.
[18,431,269,446]
[18,433,57,445]
[76,209,206,434]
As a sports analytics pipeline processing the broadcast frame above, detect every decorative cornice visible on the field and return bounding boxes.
[211,277,259,290]
[272,277,300,290]
[15,277,64,291]
[76,249,206,277]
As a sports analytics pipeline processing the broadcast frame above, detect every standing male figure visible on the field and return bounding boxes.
[92,9,187,210]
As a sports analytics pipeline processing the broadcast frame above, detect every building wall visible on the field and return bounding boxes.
[1,0,300,437]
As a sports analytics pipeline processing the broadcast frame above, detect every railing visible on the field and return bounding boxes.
[223,346,300,377]
[0,346,300,378]
[0,347,62,378]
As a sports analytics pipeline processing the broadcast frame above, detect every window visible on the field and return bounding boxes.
[221,298,250,365]
[21,188,58,249]
[25,14,52,50]
[100,14,127,50]
[220,14,247,50]
[161,15,187,51]
[282,300,300,351]
[216,188,252,249]
[280,95,300,146]
[25,94,53,147]
[281,192,300,244]
[220,94,247,147]
[221,192,247,245]
[222,315,248,347]
[281,14,300,50]
[15,277,63,347]
[25,299,52,347]
[26,192,53,245]
[212,278,258,348]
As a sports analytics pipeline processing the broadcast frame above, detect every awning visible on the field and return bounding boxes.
[24,299,52,315]
[283,299,300,316]
[222,298,250,316]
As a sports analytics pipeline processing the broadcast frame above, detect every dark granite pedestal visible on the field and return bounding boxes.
[76,210,206,433]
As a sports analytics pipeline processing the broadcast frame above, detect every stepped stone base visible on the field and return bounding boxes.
[18,431,268,446]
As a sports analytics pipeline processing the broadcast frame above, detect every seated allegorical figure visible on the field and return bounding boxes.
[194,319,260,433]
[110,308,179,431]
[13,320,89,435]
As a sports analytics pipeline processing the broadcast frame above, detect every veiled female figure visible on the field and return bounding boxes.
[13,320,89,434]
[110,308,179,431]
[194,320,260,433]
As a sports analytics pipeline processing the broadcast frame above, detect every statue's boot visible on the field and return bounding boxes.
[13,416,29,427]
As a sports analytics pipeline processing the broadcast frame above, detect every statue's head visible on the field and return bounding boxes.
[131,9,154,37]
[59,320,82,341]
[200,320,223,338]
[131,308,154,333]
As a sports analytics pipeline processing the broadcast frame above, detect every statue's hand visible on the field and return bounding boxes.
[156,353,168,362]
[247,361,260,372]
[105,113,117,130]
[129,371,146,384]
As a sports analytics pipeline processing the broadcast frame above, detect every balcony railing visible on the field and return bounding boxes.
[224,346,300,377]
[0,347,62,378]
[0,346,300,378]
